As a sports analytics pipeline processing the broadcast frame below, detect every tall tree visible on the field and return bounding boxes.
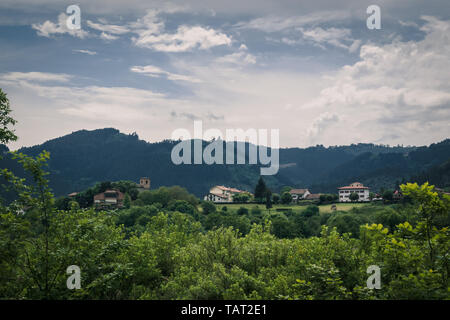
[123,193,131,209]
[0,88,17,144]
[254,177,267,203]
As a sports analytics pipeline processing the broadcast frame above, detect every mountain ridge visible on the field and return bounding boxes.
[1,128,449,198]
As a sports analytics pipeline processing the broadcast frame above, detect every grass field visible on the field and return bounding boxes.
[318,202,369,213]
[212,202,370,214]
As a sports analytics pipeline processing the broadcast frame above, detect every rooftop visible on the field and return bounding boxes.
[289,188,309,194]
[338,182,369,190]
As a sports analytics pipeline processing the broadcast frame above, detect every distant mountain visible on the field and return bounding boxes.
[1,128,449,198]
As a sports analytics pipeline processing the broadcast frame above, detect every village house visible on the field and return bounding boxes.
[204,185,252,203]
[289,188,311,202]
[305,193,322,201]
[94,189,125,208]
[338,182,370,202]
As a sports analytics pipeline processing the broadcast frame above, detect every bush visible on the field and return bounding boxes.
[201,201,216,215]
[281,192,292,204]
[237,207,249,215]
[251,206,262,215]
[302,205,319,218]
[272,193,280,204]
[167,200,196,215]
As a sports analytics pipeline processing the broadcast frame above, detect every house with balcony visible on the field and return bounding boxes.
[338,182,370,202]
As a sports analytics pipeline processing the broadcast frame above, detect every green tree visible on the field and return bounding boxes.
[272,193,280,204]
[0,88,17,144]
[349,192,359,202]
[201,201,216,215]
[400,182,450,266]
[123,193,131,209]
[280,186,292,195]
[233,193,250,203]
[168,199,196,215]
[254,177,267,203]
[383,190,394,202]
[281,192,292,204]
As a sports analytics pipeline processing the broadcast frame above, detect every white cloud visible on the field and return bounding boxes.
[99,32,119,41]
[128,9,231,52]
[72,49,97,55]
[215,44,256,65]
[294,27,361,52]
[0,71,72,83]
[132,24,232,52]
[300,27,350,49]
[307,112,339,141]
[32,13,88,38]
[237,12,362,53]
[130,65,201,83]
[234,10,351,33]
[30,8,232,52]
[300,16,450,146]
[86,20,130,34]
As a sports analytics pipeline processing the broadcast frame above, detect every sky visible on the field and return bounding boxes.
[0,0,449,150]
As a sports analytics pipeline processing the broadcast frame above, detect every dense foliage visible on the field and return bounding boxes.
[1,150,449,299]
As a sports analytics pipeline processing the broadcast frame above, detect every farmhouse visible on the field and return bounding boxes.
[94,189,125,208]
[338,182,370,202]
[204,185,251,203]
[305,193,321,201]
[289,188,311,202]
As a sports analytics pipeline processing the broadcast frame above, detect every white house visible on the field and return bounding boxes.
[204,185,252,203]
[338,182,370,202]
[289,188,311,202]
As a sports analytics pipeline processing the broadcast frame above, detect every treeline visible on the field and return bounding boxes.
[2,124,450,199]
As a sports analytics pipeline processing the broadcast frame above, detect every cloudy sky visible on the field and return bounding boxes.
[0,0,449,149]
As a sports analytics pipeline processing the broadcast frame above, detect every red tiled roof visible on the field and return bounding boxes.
[215,185,250,194]
[94,189,125,201]
[338,186,369,190]
[338,182,369,190]
[289,188,309,194]
[208,192,229,199]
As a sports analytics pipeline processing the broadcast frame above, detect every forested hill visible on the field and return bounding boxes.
[1,128,449,197]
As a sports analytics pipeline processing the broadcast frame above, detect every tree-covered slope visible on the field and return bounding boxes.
[1,128,449,197]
